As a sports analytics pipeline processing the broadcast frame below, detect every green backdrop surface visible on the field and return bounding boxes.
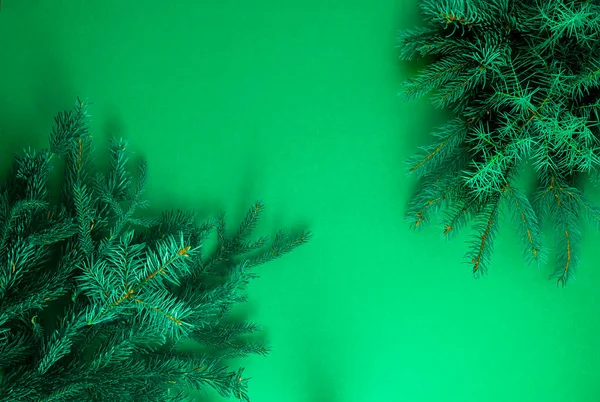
[1,1,600,401]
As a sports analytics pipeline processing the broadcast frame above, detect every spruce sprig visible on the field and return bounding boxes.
[0,99,310,401]
[400,0,600,285]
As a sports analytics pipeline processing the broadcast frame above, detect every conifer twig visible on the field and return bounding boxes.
[401,0,600,285]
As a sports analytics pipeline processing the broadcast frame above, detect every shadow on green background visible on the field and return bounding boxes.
[2,1,600,401]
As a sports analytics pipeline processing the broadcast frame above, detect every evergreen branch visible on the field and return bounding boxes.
[405,117,468,177]
[60,134,95,214]
[106,137,132,201]
[201,203,309,276]
[236,201,264,242]
[48,98,90,156]
[77,257,115,303]
[461,152,509,196]
[551,222,580,287]
[533,176,585,286]
[431,63,491,108]
[401,0,600,285]
[219,341,270,359]
[128,215,161,228]
[0,370,40,402]
[0,264,72,329]
[37,307,86,375]
[405,174,454,231]
[570,63,600,99]
[137,233,195,289]
[86,330,139,371]
[14,148,52,202]
[464,194,501,277]
[0,99,310,400]
[501,183,545,266]
[402,58,469,101]
[216,212,227,250]
[106,230,146,294]
[131,288,194,337]
[397,26,440,60]
[39,385,88,402]
[246,230,311,268]
[0,331,32,370]
[73,183,95,256]
[28,215,77,246]
[0,238,53,301]
[86,234,196,326]
[0,199,47,260]
[195,321,262,345]
[170,360,251,402]
[420,0,481,27]
[440,190,479,239]
[533,0,600,53]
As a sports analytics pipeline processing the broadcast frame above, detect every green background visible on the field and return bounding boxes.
[2,1,600,401]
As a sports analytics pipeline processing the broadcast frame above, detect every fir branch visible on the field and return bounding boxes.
[533,175,598,286]
[465,194,501,277]
[218,341,270,360]
[0,331,32,370]
[405,174,453,231]
[48,98,90,156]
[440,189,479,239]
[36,306,86,375]
[397,26,440,60]
[14,148,53,202]
[401,0,600,284]
[196,321,262,345]
[0,99,310,401]
[405,117,469,178]
[501,183,545,266]
[106,137,132,201]
[73,183,95,256]
[28,215,77,246]
[402,58,469,102]
[130,288,195,337]
[246,230,312,269]
[236,201,264,242]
